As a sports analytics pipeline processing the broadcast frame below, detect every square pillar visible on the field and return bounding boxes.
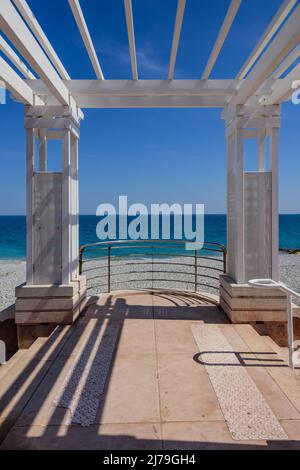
[220,105,286,323]
[16,106,87,347]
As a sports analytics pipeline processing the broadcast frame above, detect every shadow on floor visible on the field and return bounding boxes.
[0,290,299,450]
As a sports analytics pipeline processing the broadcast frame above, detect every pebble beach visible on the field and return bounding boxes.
[0,254,300,312]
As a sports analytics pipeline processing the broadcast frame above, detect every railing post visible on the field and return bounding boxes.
[287,294,294,369]
[223,248,227,273]
[108,246,111,293]
[151,244,154,291]
[194,249,197,292]
[79,248,83,275]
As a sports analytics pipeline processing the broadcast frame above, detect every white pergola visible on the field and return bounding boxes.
[0,0,299,344]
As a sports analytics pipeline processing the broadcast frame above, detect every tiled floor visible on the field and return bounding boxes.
[0,290,300,450]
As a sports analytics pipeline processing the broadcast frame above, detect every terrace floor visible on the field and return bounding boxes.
[0,290,300,450]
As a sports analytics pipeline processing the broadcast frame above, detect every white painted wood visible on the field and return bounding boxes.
[46,79,237,96]
[124,0,138,80]
[62,130,72,284]
[0,35,35,79]
[237,0,297,79]
[263,62,300,104]
[71,134,79,280]
[38,129,47,171]
[0,0,70,104]
[244,172,272,281]
[33,172,63,284]
[26,127,35,285]
[12,0,70,80]
[168,0,186,80]
[272,44,300,79]
[270,126,279,282]
[231,3,300,105]
[258,129,266,172]
[68,0,104,80]
[226,133,236,279]
[0,57,43,105]
[235,128,245,283]
[202,0,241,79]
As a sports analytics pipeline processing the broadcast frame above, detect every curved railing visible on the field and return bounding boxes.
[79,239,226,294]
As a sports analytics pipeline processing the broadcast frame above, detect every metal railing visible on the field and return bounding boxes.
[249,278,300,369]
[79,239,226,295]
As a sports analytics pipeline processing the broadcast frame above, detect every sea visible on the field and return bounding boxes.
[0,214,299,260]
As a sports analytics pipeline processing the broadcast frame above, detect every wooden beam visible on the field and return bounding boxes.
[237,0,297,79]
[68,0,104,80]
[0,57,43,104]
[263,62,300,104]
[124,0,138,80]
[12,0,70,80]
[0,34,35,79]
[55,96,229,109]
[27,78,236,95]
[0,0,70,104]
[230,3,300,105]
[272,44,300,78]
[202,0,241,80]
[168,0,186,80]
[26,79,236,107]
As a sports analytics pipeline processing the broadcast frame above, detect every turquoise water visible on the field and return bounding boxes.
[0,214,299,260]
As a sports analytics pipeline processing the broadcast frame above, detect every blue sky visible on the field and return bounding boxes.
[0,0,299,214]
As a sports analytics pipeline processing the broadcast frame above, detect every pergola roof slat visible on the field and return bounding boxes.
[237,0,297,79]
[124,0,138,80]
[68,0,104,80]
[168,0,186,80]
[12,0,71,80]
[0,34,35,79]
[231,2,300,106]
[201,0,241,80]
[0,0,70,104]
[0,56,43,104]
[264,62,300,104]
[272,44,300,78]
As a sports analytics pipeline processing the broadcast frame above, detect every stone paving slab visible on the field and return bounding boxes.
[1,290,300,450]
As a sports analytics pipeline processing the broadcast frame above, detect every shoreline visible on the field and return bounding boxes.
[0,253,300,311]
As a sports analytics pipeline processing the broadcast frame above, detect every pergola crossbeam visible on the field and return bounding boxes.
[68,0,104,80]
[124,0,138,80]
[272,44,300,79]
[230,3,300,106]
[0,57,43,104]
[0,0,70,104]
[168,0,186,80]
[202,0,241,80]
[263,62,300,104]
[12,0,71,80]
[0,34,35,79]
[237,0,297,79]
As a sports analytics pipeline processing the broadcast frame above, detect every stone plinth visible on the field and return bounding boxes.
[219,274,288,323]
[15,276,87,348]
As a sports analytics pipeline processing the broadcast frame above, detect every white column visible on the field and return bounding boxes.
[235,128,245,283]
[62,129,72,284]
[71,133,79,280]
[270,127,279,282]
[226,132,235,279]
[26,128,35,285]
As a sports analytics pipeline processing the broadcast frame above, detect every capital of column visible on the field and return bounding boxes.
[223,104,281,138]
[24,105,82,138]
